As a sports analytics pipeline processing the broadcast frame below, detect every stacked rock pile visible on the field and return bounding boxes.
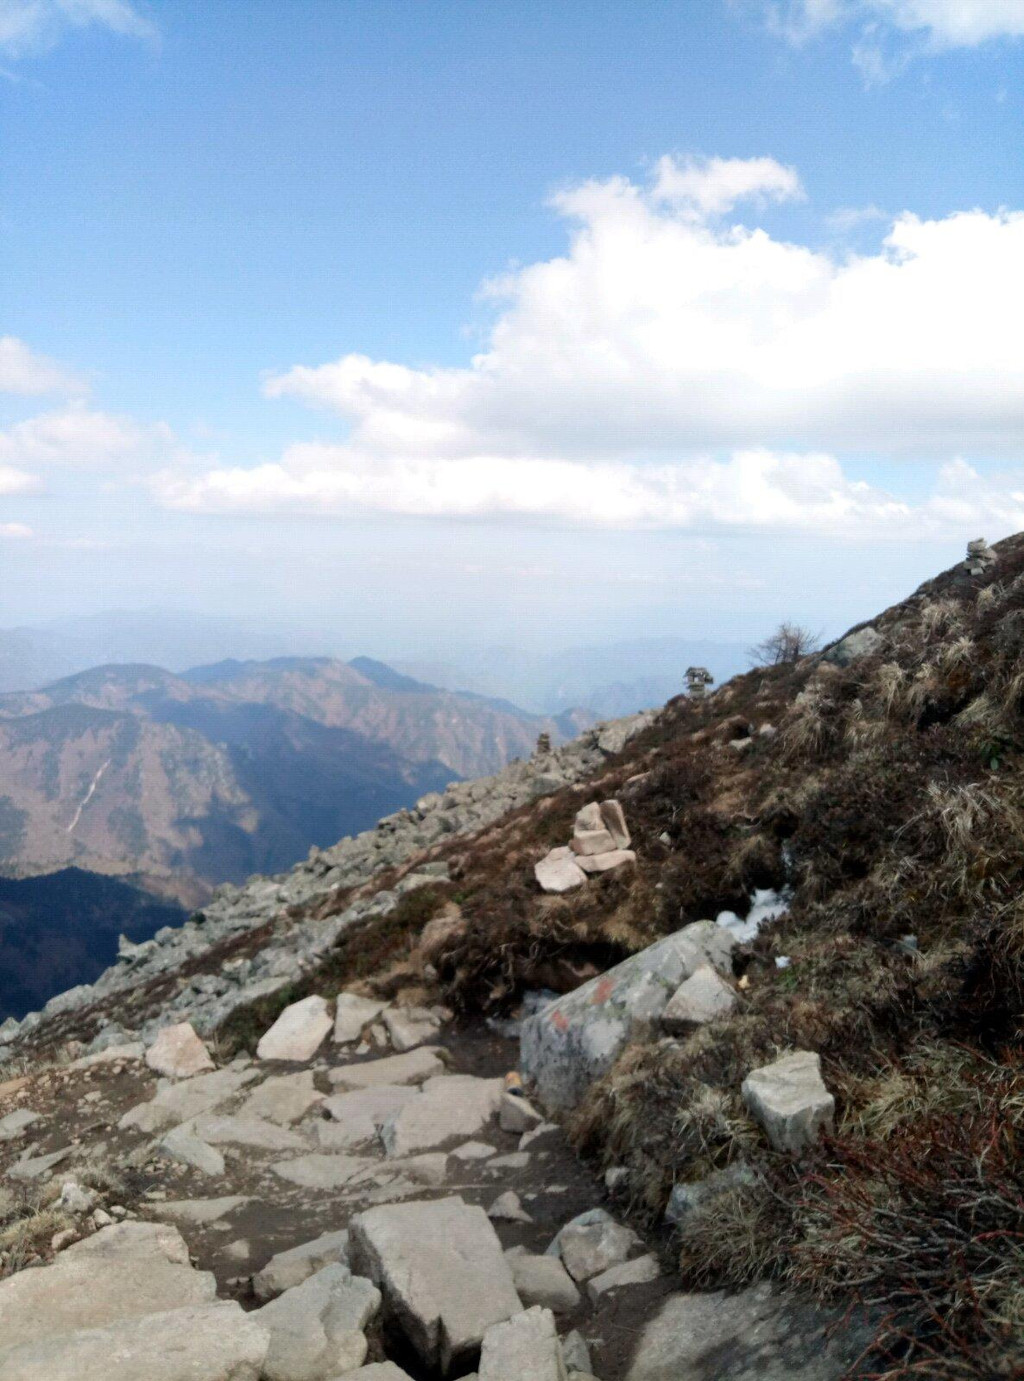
[533,800,635,894]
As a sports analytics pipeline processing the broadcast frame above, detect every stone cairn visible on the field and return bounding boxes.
[685,666,714,700]
[965,537,998,576]
[534,799,636,893]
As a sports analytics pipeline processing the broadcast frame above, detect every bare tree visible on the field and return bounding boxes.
[749,622,821,667]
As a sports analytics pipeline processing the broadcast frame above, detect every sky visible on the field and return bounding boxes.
[2,0,1024,656]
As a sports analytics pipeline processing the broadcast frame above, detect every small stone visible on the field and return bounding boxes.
[741,1051,835,1153]
[535,848,587,894]
[0,1108,41,1142]
[557,1216,642,1283]
[573,803,604,835]
[451,1140,497,1161]
[599,800,631,849]
[334,993,387,1044]
[255,1261,378,1381]
[509,1254,581,1313]
[570,829,618,857]
[158,1124,225,1177]
[499,1091,543,1133]
[252,1229,351,1302]
[91,1209,114,1229]
[58,1181,99,1215]
[575,849,636,874]
[561,1330,592,1373]
[661,964,737,1032]
[488,1191,532,1223]
[382,1006,442,1053]
[256,996,333,1063]
[586,1253,661,1302]
[145,1023,215,1080]
[50,1228,78,1252]
[240,1071,324,1125]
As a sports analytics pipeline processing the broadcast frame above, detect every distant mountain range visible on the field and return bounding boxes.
[0,613,750,716]
[0,656,587,900]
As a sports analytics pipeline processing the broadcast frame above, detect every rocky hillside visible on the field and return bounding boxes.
[3,538,1024,1378]
[0,657,585,897]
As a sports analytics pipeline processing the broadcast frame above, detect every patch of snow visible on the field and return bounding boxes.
[775,956,792,969]
[715,888,790,943]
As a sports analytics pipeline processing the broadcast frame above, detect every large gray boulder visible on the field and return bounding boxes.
[0,1223,215,1348]
[741,1051,834,1153]
[626,1283,859,1381]
[478,1306,567,1381]
[521,923,736,1111]
[349,1197,522,1373]
[255,1262,378,1380]
[0,1301,268,1381]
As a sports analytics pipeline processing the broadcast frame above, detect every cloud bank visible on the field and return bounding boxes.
[0,0,154,55]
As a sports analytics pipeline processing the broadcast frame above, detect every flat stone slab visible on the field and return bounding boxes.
[257,995,333,1063]
[158,1124,225,1177]
[349,1196,523,1373]
[239,1071,324,1125]
[521,923,736,1111]
[741,1051,834,1153]
[328,1048,446,1091]
[255,1261,378,1380]
[0,1300,268,1381]
[576,848,636,874]
[271,1154,378,1190]
[120,1067,259,1134]
[191,1114,308,1152]
[0,1223,215,1348]
[382,1075,502,1157]
[587,1253,661,1302]
[253,1229,351,1302]
[145,1023,215,1079]
[152,1196,252,1226]
[479,1305,567,1381]
[7,1147,72,1181]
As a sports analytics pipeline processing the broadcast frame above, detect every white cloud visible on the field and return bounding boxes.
[0,0,154,55]
[0,336,84,395]
[0,522,33,539]
[260,166,1024,463]
[651,155,804,217]
[0,465,39,496]
[825,203,889,232]
[761,1,1024,68]
[151,154,1024,539]
[0,404,164,469]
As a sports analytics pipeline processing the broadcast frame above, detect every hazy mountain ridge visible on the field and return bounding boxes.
[0,655,585,897]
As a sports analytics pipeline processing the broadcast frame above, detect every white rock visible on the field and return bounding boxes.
[499,1091,543,1133]
[334,993,387,1044]
[341,1367,413,1380]
[661,964,737,1032]
[58,1181,98,1214]
[570,829,618,857]
[382,1006,442,1053]
[575,849,636,874]
[119,1067,259,1134]
[573,803,604,834]
[0,1301,268,1381]
[152,1197,252,1226]
[382,1075,502,1157]
[451,1140,497,1161]
[600,799,631,849]
[479,1305,567,1381]
[327,1047,446,1090]
[508,1254,581,1313]
[145,1023,215,1080]
[0,1109,40,1142]
[586,1253,661,1302]
[158,1124,225,1177]
[190,1114,308,1152]
[240,1072,324,1125]
[257,996,333,1063]
[253,1230,351,1302]
[561,1330,592,1373]
[0,1223,214,1347]
[255,1261,378,1380]
[271,1155,377,1191]
[349,1196,523,1373]
[535,848,587,894]
[558,1217,642,1283]
[741,1051,835,1153]
[488,1191,532,1223]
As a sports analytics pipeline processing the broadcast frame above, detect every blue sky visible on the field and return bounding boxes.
[2,0,1024,655]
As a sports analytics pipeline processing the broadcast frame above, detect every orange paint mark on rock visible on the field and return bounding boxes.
[590,977,615,1006]
[550,1010,570,1033]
